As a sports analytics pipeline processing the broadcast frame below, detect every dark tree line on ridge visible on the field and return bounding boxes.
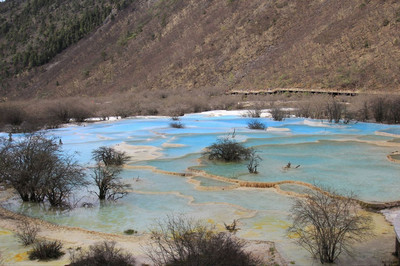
[0,0,134,82]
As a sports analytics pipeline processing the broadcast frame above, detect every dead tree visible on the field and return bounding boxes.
[91,165,130,201]
[91,146,131,201]
[287,189,372,263]
[0,134,86,207]
[91,146,130,167]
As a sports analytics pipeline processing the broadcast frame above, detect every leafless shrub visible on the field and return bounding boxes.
[359,98,370,122]
[146,215,260,266]
[247,120,266,130]
[295,101,312,118]
[325,98,345,123]
[46,98,94,123]
[247,150,261,174]
[91,165,131,201]
[211,95,242,111]
[386,96,400,124]
[15,221,40,246]
[366,95,400,124]
[287,188,373,263]
[203,137,252,162]
[70,105,93,123]
[370,96,387,123]
[0,103,26,126]
[349,95,370,122]
[47,101,71,123]
[245,108,262,118]
[112,99,138,118]
[168,108,185,117]
[123,229,138,235]
[69,241,135,266]
[270,106,286,121]
[169,121,184,128]
[309,95,330,119]
[92,146,130,167]
[191,100,210,113]
[29,240,64,261]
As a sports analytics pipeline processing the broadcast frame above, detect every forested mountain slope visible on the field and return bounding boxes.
[1,0,400,100]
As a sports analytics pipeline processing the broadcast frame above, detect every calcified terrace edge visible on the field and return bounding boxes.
[1,112,400,264]
[122,126,400,210]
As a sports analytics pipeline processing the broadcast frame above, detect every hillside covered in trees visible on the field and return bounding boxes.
[0,0,400,99]
[0,0,132,95]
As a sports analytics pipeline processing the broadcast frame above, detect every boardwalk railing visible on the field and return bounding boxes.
[226,88,400,97]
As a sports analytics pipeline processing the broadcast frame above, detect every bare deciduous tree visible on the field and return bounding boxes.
[370,97,387,123]
[287,189,373,264]
[91,165,130,201]
[0,134,86,207]
[326,98,345,123]
[44,157,87,207]
[92,146,130,166]
[90,146,131,201]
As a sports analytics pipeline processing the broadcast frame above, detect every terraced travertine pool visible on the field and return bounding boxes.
[2,110,400,265]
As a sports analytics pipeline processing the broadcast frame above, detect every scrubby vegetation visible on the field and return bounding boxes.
[146,215,260,266]
[245,108,262,118]
[15,221,40,246]
[0,91,241,132]
[169,121,184,128]
[0,0,399,101]
[123,229,138,235]
[247,120,266,130]
[204,137,253,162]
[287,188,372,263]
[247,150,261,174]
[271,106,286,121]
[69,241,136,266]
[2,93,400,135]
[0,133,86,207]
[29,241,64,261]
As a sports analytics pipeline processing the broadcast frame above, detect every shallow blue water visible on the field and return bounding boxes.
[2,115,400,201]
[2,113,400,257]
[2,113,400,266]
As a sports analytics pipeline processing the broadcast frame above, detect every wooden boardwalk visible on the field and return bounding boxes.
[226,88,400,96]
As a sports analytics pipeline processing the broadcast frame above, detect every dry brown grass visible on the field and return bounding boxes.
[1,0,399,101]
[2,92,400,132]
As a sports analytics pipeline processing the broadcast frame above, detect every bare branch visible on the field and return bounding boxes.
[287,188,373,263]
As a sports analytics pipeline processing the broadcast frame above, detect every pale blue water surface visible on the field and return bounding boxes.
[2,113,400,265]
